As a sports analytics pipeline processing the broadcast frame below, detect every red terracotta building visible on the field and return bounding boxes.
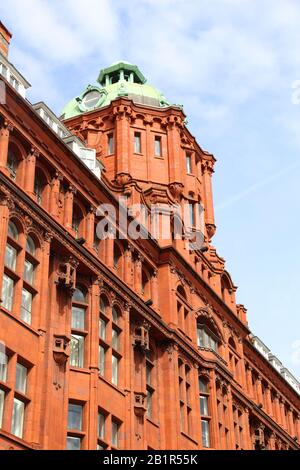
[0,23,299,451]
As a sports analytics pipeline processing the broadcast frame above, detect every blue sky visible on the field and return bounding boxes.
[1,0,300,378]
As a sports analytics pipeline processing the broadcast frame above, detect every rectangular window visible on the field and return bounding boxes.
[0,352,8,382]
[186,154,192,174]
[70,335,84,368]
[11,398,25,438]
[0,389,4,427]
[200,396,209,416]
[201,420,210,448]
[71,306,85,330]
[108,134,114,154]
[189,203,195,227]
[15,363,27,394]
[154,136,162,157]
[98,412,105,439]
[5,244,17,271]
[23,259,34,284]
[146,389,153,418]
[66,436,81,450]
[68,403,83,430]
[99,318,106,341]
[99,345,105,376]
[112,354,119,386]
[21,289,32,325]
[111,420,120,448]
[1,274,14,311]
[134,132,141,153]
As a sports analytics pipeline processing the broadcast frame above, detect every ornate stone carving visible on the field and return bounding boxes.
[169,182,184,202]
[55,256,78,295]
[132,320,151,353]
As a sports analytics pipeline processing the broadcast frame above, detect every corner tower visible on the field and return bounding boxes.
[62,61,217,250]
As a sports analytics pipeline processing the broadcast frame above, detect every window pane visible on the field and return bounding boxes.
[16,363,27,394]
[199,377,208,393]
[21,289,32,325]
[72,288,86,303]
[68,403,82,430]
[146,363,152,386]
[201,420,210,448]
[26,236,36,255]
[200,396,209,416]
[11,398,24,438]
[134,133,141,153]
[5,244,17,271]
[100,297,107,314]
[112,328,119,351]
[111,420,119,447]
[70,335,84,368]
[186,154,192,173]
[66,436,81,450]
[0,389,4,427]
[8,221,18,240]
[112,354,118,386]
[0,352,8,382]
[23,259,34,284]
[98,412,105,439]
[99,317,106,340]
[146,389,153,418]
[72,306,85,330]
[108,134,114,154]
[112,307,119,324]
[154,136,162,156]
[99,345,105,376]
[1,274,14,311]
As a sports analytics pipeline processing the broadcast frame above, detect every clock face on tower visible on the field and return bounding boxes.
[78,87,107,112]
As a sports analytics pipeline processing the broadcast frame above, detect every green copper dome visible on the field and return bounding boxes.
[61,61,171,119]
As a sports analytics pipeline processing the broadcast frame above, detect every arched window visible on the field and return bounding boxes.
[8,221,18,240]
[7,147,18,180]
[34,169,47,206]
[113,243,122,276]
[111,305,122,386]
[228,337,240,379]
[176,286,189,335]
[199,377,211,448]
[72,205,84,239]
[2,221,19,312]
[141,269,150,297]
[70,286,88,368]
[197,317,219,353]
[2,222,39,325]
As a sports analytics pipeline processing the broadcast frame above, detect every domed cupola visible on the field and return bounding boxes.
[61,61,170,119]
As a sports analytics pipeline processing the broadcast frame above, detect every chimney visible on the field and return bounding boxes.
[0,21,12,58]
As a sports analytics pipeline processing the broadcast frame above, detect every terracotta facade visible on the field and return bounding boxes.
[0,35,299,451]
